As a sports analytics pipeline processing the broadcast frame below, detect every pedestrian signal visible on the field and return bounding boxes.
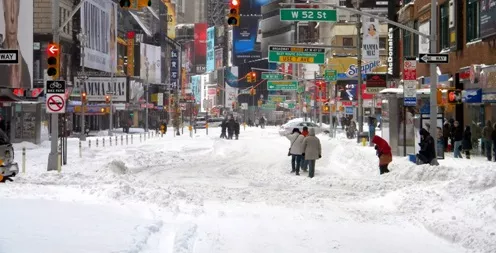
[447,89,462,104]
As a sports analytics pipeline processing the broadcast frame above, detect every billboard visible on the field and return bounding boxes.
[80,0,118,73]
[140,43,162,84]
[162,0,176,39]
[74,76,127,102]
[481,0,496,39]
[191,75,201,104]
[215,48,223,70]
[232,16,261,66]
[206,26,215,72]
[362,17,380,61]
[194,23,207,74]
[224,67,239,107]
[183,41,194,73]
[0,0,33,88]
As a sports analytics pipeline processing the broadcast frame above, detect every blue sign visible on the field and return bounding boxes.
[404,97,417,106]
[232,16,261,66]
[462,89,482,103]
[206,27,215,72]
[345,107,354,115]
[170,50,179,89]
[191,75,201,104]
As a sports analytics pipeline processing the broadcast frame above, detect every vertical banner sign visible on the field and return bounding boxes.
[361,17,380,61]
[194,23,207,74]
[170,50,179,89]
[403,58,417,106]
[206,27,215,72]
[418,22,430,54]
[127,31,135,76]
[162,0,176,39]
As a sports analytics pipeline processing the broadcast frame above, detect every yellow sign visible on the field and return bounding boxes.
[324,57,387,76]
[279,56,314,63]
[163,1,176,39]
[127,36,135,76]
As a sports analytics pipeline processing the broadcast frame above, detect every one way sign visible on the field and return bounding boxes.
[418,53,449,64]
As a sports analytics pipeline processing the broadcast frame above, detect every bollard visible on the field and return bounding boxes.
[103,138,105,147]
[140,134,142,142]
[22,147,26,173]
[115,136,118,145]
[57,151,62,172]
[96,139,99,147]
[79,141,82,158]
[121,135,123,145]
[89,140,91,148]
[131,134,133,144]
[126,135,128,145]
[361,138,366,146]
[110,137,112,146]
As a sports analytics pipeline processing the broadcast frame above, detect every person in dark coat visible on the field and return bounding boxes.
[442,121,451,151]
[227,118,236,139]
[453,121,464,158]
[462,126,472,159]
[220,120,227,139]
[234,119,240,139]
[417,128,436,165]
[371,135,391,174]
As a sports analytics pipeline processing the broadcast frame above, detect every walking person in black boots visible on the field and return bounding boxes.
[227,117,236,139]
[234,119,240,140]
[462,125,472,159]
[220,119,227,139]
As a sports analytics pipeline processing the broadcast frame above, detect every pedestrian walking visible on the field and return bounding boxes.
[302,128,321,178]
[286,128,305,175]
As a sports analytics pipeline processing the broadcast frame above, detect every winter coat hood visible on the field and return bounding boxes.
[308,128,316,136]
[372,135,392,156]
[420,128,430,136]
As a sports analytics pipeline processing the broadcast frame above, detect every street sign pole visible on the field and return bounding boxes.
[47,0,60,171]
[356,0,364,143]
[429,0,439,165]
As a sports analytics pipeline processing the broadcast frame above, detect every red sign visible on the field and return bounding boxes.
[403,59,417,80]
[46,94,65,112]
[47,43,59,56]
[13,88,24,97]
[314,80,327,102]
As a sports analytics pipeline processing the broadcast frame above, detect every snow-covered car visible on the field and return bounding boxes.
[279,121,329,136]
[207,117,224,127]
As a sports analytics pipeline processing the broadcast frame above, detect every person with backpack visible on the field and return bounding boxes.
[286,128,305,175]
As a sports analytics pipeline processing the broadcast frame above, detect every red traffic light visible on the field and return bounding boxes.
[47,43,59,56]
[231,0,238,6]
[251,72,256,77]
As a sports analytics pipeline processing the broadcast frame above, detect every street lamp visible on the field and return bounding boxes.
[77,32,88,141]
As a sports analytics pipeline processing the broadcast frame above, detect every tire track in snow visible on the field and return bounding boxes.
[172,223,198,253]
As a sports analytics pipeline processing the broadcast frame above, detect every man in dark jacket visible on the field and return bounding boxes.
[482,120,493,161]
[234,119,240,140]
[227,118,236,139]
[220,120,227,138]
[417,128,436,165]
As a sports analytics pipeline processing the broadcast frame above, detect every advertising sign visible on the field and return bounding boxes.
[365,74,387,94]
[336,80,358,101]
[194,23,207,74]
[240,0,271,15]
[206,27,215,72]
[80,0,117,73]
[191,75,201,104]
[418,22,430,54]
[140,43,162,84]
[224,67,239,107]
[126,32,135,76]
[314,80,327,102]
[403,58,417,106]
[170,49,178,89]
[326,57,386,79]
[162,0,176,39]
[232,16,262,66]
[0,0,33,88]
[74,77,127,102]
[215,48,223,70]
[361,17,380,61]
[480,0,496,39]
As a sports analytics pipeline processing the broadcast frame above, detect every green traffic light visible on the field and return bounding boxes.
[148,0,151,6]
[120,0,131,7]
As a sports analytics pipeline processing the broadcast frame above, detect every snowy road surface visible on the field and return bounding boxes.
[0,126,495,253]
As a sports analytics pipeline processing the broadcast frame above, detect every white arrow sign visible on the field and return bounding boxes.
[49,45,59,54]
[418,53,449,63]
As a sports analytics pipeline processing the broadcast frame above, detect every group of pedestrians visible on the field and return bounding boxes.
[220,116,240,140]
[285,127,322,178]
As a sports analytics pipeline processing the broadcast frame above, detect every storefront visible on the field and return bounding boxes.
[459,65,484,128]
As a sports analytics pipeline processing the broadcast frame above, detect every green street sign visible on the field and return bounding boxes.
[261,72,284,80]
[267,80,298,90]
[268,45,326,64]
[268,95,286,103]
[261,103,276,110]
[287,103,295,109]
[280,9,337,22]
[297,85,305,93]
[325,70,337,81]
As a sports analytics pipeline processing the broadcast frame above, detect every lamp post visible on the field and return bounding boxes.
[77,32,88,141]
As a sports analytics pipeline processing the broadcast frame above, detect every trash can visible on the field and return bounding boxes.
[408,154,416,163]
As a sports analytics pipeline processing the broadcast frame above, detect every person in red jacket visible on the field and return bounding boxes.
[371,135,392,174]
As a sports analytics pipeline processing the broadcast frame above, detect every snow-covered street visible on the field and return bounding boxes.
[1,126,495,253]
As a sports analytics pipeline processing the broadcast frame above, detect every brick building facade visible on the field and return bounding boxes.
[398,0,496,127]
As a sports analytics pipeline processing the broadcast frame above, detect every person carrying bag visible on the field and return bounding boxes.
[286,128,305,175]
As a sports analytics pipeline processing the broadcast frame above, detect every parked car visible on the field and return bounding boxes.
[278,121,329,136]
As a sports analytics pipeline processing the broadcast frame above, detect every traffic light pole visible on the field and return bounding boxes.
[429,0,439,165]
[78,32,87,141]
[47,0,61,171]
[108,62,115,136]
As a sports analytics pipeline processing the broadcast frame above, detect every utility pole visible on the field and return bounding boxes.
[145,60,149,132]
[77,32,87,141]
[47,0,61,171]
[429,0,439,164]
[356,0,364,141]
[108,61,114,136]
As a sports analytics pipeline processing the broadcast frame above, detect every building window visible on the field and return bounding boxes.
[413,20,419,55]
[342,37,353,46]
[466,0,480,42]
[379,37,386,49]
[440,3,449,50]
[403,30,411,57]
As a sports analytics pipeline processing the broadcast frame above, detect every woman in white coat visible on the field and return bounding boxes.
[286,128,305,175]
[302,128,322,178]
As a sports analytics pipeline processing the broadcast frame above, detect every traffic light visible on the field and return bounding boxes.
[46,43,60,80]
[119,0,131,7]
[250,87,256,96]
[447,89,462,104]
[227,0,240,26]
[216,88,220,95]
[437,89,443,106]
[101,108,105,113]
[81,92,87,103]
[105,95,110,104]
[120,0,151,9]
[246,73,252,83]
[250,71,257,82]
